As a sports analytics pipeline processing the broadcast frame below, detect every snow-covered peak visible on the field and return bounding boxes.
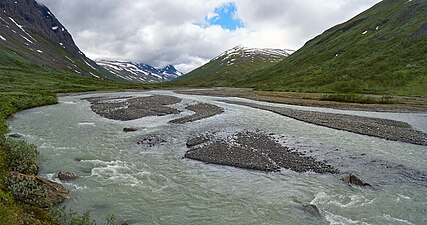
[96,60,183,83]
[213,46,294,62]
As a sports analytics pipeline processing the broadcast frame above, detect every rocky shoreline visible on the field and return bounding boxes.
[223,100,427,146]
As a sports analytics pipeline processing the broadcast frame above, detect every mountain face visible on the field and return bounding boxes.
[243,0,427,96]
[96,60,183,83]
[0,0,117,80]
[173,46,294,86]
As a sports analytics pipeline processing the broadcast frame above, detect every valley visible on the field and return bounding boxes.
[0,0,426,224]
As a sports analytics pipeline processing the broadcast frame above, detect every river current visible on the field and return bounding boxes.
[8,91,427,225]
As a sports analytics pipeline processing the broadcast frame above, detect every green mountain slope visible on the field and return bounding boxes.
[173,46,294,87]
[0,0,123,82]
[243,0,427,97]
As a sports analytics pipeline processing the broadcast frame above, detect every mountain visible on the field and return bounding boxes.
[0,0,119,81]
[173,46,294,86]
[241,0,427,97]
[96,60,183,83]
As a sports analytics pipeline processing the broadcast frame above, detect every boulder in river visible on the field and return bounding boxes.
[8,133,23,138]
[123,127,138,133]
[57,171,79,181]
[341,173,371,186]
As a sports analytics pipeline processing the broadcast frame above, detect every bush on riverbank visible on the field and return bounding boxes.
[5,140,39,175]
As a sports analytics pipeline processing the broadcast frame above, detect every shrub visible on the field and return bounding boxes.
[5,140,39,175]
[6,174,50,208]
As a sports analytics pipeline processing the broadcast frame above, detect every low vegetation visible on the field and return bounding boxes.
[0,47,151,224]
[320,94,395,104]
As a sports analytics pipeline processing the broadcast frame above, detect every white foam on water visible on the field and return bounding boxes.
[78,122,95,126]
[61,101,77,104]
[311,192,374,208]
[324,211,371,225]
[382,214,414,225]
[84,160,146,187]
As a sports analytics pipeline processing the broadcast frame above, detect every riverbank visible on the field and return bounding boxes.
[175,88,427,113]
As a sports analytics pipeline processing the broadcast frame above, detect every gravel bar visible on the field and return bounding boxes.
[223,100,427,146]
[84,95,182,121]
[185,131,337,173]
[169,103,224,124]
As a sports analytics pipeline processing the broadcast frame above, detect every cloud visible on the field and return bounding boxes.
[37,0,381,73]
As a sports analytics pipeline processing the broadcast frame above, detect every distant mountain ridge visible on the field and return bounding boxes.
[96,60,183,83]
[173,46,294,86]
[0,0,119,80]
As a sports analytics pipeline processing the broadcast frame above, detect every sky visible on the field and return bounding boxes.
[38,0,381,73]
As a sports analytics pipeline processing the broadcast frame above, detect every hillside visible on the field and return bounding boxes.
[0,0,121,81]
[242,0,427,97]
[96,60,183,83]
[173,46,294,86]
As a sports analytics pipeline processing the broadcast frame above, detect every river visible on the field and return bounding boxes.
[8,91,427,225]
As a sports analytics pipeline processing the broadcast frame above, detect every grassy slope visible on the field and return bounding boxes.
[0,46,152,224]
[243,0,427,97]
[172,48,288,87]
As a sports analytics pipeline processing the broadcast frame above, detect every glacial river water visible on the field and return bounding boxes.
[8,91,427,225]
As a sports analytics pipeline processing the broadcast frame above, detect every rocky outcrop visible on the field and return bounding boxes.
[57,171,78,181]
[8,172,70,208]
[341,173,371,187]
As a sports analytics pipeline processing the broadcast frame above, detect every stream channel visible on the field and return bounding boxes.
[7,90,427,225]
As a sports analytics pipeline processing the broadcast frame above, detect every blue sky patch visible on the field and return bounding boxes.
[198,2,244,30]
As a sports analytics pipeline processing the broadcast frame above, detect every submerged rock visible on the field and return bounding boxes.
[341,173,371,187]
[137,136,167,148]
[300,204,323,218]
[57,171,79,181]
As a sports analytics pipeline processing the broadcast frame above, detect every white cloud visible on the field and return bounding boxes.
[37,0,381,73]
